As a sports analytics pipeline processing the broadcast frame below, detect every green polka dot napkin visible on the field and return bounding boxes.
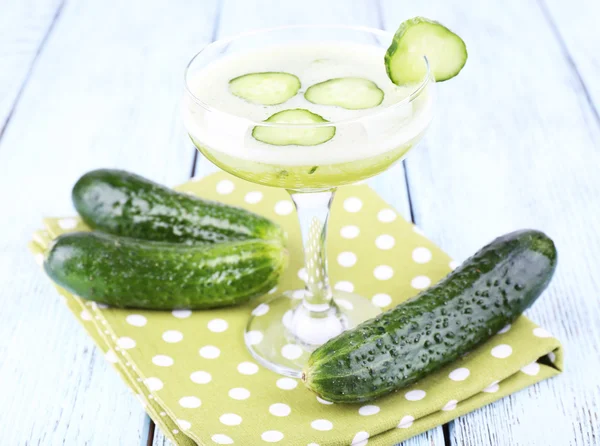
[30,172,563,446]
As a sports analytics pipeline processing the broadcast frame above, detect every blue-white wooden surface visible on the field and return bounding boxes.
[0,0,599,445]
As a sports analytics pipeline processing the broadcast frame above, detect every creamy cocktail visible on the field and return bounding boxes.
[184,41,433,191]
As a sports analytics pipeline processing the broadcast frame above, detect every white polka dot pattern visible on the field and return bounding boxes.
[207,319,228,333]
[117,337,136,349]
[219,413,242,425]
[199,345,220,359]
[372,293,392,307]
[521,362,541,376]
[358,405,380,416]
[373,265,394,280]
[244,191,263,204]
[178,396,201,408]
[216,180,234,194]
[171,309,191,319]
[276,378,297,390]
[244,330,263,345]
[377,208,396,222]
[274,200,294,215]
[398,415,415,428]
[449,368,470,381]
[126,314,147,327]
[58,218,78,229]
[343,197,362,212]
[237,362,259,375]
[269,403,291,416]
[311,419,333,431]
[405,390,426,401]
[228,387,250,400]
[412,247,432,263]
[212,434,234,444]
[334,281,354,292]
[340,225,360,238]
[411,275,431,289]
[190,371,211,384]
[375,234,395,250]
[491,344,513,359]
[262,430,284,442]
[152,355,174,367]
[144,377,163,391]
[162,330,183,343]
[352,431,369,446]
[337,251,357,267]
[442,400,458,411]
[533,327,552,338]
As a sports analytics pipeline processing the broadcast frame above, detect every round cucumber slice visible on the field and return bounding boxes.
[385,17,467,85]
[252,109,335,146]
[229,72,301,105]
[304,77,384,110]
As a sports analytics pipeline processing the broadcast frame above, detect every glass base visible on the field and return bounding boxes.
[245,290,381,377]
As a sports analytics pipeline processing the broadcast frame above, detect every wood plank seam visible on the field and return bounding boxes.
[375,0,418,227]
[0,0,66,141]
[537,0,600,128]
[189,0,225,179]
[402,160,417,224]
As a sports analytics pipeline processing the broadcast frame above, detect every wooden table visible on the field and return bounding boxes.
[1,0,599,445]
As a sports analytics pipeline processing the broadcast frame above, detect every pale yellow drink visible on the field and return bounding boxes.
[183,42,433,191]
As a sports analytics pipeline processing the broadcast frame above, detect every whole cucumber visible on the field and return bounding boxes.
[44,232,287,310]
[72,169,284,244]
[304,230,557,403]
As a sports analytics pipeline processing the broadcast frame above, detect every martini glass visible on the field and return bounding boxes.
[183,25,435,377]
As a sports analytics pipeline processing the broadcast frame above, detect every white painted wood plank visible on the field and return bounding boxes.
[0,0,218,444]
[542,0,600,118]
[0,0,63,131]
[380,1,600,445]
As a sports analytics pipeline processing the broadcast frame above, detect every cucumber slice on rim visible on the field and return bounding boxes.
[385,17,467,85]
[229,72,301,105]
[252,109,335,146]
[305,77,384,110]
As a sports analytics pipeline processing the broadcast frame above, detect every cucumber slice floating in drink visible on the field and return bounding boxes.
[385,17,467,85]
[252,109,335,146]
[304,77,384,110]
[229,72,301,105]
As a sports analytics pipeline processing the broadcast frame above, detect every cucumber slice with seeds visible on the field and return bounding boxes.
[252,109,335,146]
[305,77,384,110]
[385,17,467,85]
[229,72,300,105]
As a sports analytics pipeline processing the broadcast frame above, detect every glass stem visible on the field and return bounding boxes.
[289,190,336,312]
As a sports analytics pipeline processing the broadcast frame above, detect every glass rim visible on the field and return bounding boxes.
[184,24,432,128]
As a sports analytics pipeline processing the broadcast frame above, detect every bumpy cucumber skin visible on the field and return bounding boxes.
[44,232,287,310]
[304,230,557,403]
[385,17,467,85]
[72,169,284,244]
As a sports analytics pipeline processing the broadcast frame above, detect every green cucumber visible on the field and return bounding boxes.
[44,232,287,310]
[385,17,467,85]
[252,109,335,146]
[305,77,384,110]
[72,169,284,244]
[229,72,300,105]
[304,229,557,403]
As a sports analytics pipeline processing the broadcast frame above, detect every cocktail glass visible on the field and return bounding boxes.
[183,25,435,377]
